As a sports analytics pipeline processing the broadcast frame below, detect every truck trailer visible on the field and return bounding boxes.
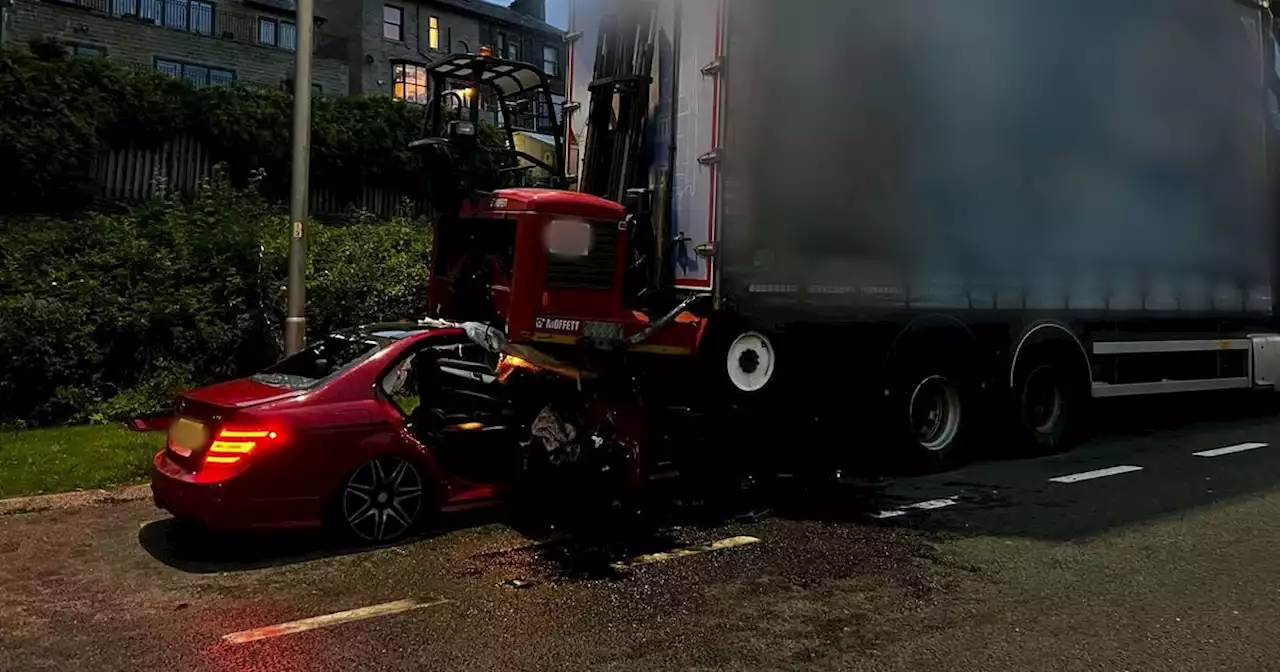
[422,0,1280,479]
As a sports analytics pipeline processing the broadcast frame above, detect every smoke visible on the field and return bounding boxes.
[717,0,1274,304]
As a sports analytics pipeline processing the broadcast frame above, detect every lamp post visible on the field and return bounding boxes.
[284,0,315,355]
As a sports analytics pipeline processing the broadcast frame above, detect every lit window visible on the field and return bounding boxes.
[428,16,439,50]
[383,5,403,41]
[542,45,558,76]
[392,62,429,104]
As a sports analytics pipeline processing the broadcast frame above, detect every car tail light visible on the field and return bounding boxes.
[203,428,284,466]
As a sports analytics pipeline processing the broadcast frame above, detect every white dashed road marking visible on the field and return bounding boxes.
[1049,465,1144,484]
[222,598,450,645]
[611,536,761,569]
[1193,442,1268,458]
[871,497,958,519]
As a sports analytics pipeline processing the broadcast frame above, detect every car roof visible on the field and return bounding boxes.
[348,321,463,344]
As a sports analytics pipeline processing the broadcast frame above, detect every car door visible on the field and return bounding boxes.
[380,339,522,486]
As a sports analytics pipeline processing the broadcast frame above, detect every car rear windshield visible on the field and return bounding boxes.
[251,335,381,390]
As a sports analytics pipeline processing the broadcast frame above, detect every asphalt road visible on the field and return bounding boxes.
[5,395,1280,671]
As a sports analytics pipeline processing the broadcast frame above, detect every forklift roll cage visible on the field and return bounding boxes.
[417,52,570,189]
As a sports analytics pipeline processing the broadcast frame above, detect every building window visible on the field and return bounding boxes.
[383,5,403,41]
[155,58,234,87]
[392,62,428,104]
[498,33,519,60]
[259,18,297,51]
[280,21,297,50]
[70,43,107,58]
[110,0,159,21]
[428,16,440,50]
[535,98,553,131]
[542,45,558,76]
[281,80,324,98]
[259,17,276,45]
[111,0,213,34]
[168,0,214,34]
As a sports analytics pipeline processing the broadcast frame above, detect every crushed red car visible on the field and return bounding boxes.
[148,322,528,542]
[144,320,647,543]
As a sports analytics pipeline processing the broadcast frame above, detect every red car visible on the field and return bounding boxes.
[149,322,528,543]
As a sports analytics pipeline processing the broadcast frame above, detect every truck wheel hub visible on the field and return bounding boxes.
[909,375,961,451]
[727,331,775,393]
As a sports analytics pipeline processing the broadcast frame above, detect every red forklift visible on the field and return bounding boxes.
[413,40,710,510]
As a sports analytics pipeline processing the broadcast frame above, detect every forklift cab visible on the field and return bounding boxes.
[419,50,701,358]
[413,49,569,190]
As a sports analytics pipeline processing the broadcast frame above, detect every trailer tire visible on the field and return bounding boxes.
[1011,348,1087,455]
[889,357,974,473]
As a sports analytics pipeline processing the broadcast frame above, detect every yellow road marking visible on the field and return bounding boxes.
[221,598,450,645]
[611,536,761,570]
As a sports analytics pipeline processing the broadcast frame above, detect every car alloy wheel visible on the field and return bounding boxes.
[342,456,424,543]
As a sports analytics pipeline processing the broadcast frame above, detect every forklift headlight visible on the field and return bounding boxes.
[544,218,593,257]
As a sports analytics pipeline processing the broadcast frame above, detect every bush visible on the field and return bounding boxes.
[262,206,434,339]
[0,175,433,426]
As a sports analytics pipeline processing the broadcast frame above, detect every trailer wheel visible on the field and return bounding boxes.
[890,360,973,472]
[726,330,776,393]
[1012,351,1085,454]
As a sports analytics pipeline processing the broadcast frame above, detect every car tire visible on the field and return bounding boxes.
[337,456,427,544]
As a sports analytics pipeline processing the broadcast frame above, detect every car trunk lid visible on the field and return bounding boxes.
[164,378,302,470]
[183,378,305,409]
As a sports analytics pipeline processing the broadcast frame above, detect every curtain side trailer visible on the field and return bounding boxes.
[561,0,1280,469]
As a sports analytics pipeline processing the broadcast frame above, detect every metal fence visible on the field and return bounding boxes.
[91,136,422,218]
[92,136,213,201]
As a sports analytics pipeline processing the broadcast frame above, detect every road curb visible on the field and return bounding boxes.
[0,483,151,517]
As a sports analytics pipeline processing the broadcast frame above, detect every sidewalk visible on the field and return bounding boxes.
[0,483,150,516]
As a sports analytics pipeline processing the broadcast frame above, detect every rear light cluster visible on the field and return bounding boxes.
[204,428,282,466]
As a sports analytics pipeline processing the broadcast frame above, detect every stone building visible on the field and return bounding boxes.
[2,0,351,94]
[325,0,564,131]
[0,0,564,130]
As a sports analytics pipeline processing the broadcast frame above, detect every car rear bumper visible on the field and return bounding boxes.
[150,451,324,532]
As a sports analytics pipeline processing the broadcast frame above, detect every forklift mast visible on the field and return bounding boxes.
[576,3,659,204]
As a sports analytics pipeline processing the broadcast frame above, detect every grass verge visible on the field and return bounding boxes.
[0,425,165,499]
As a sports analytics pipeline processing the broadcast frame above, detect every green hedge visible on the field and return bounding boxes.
[0,41,504,214]
[0,38,520,428]
[0,175,433,427]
